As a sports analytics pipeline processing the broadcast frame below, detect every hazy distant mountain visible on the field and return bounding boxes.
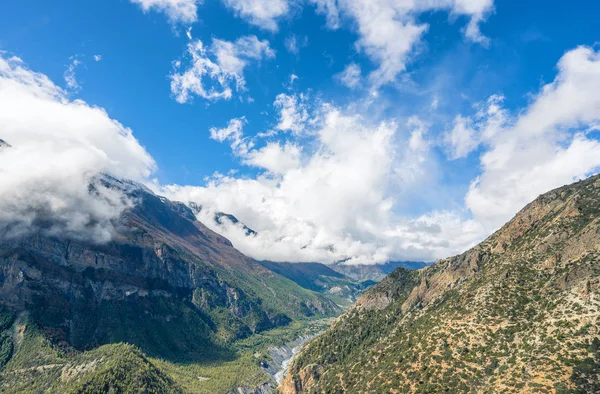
[0,176,340,393]
[283,174,600,393]
[257,261,372,305]
[195,210,428,285]
[330,260,430,282]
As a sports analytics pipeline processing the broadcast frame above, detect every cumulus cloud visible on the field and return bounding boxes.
[209,116,301,174]
[465,46,600,231]
[161,45,600,265]
[161,104,478,264]
[0,54,155,242]
[130,0,492,87]
[310,0,340,29]
[4,43,599,268]
[170,35,274,103]
[245,142,302,174]
[221,0,289,31]
[129,0,200,23]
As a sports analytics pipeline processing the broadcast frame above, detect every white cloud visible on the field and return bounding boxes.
[170,35,274,103]
[161,104,472,264]
[64,58,82,91]
[335,63,361,88]
[209,117,300,174]
[221,0,289,31]
[315,0,494,87]
[162,45,600,265]
[245,142,302,174]
[93,55,102,62]
[444,115,478,159]
[310,0,340,29]
[273,93,310,134]
[454,0,494,45]
[394,116,432,187]
[465,46,600,231]
[0,55,155,242]
[5,42,599,270]
[129,0,200,23]
[443,94,505,160]
[209,117,253,157]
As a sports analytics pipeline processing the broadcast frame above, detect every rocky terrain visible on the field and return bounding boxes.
[283,175,600,393]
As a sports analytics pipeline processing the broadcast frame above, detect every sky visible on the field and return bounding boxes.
[0,0,599,265]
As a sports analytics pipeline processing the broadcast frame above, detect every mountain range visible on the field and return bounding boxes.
[0,176,348,393]
[1,170,598,393]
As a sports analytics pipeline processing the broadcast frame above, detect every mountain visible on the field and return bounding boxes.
[257,262,372,305]
[187,202,257,237]
[0,176,340,393]
[330,260,430,282]
[282,174,600,393]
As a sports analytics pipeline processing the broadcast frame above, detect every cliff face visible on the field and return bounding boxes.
[284,175,600,393]
[0,179,339,362]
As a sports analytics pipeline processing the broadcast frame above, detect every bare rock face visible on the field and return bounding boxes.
[0,182,338,358]
[280,364,323,394]
[284,174,600,393]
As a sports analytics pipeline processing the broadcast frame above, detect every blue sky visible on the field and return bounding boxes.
[1,0,600,264]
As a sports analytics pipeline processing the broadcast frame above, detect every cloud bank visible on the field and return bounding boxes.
[162,46,600,264]
[0,55,155,242]
[2,45,600,265]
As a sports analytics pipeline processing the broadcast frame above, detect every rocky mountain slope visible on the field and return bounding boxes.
[283,174,600,393]
[0,176,340,393]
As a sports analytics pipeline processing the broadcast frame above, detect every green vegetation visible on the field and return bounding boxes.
[59,344,182,394]
[285,174,600,393]
[0,309,331,394]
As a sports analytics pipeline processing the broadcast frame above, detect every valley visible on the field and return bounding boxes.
[0,177,372,393]
[1,1,600,392]
[1,174,599,393]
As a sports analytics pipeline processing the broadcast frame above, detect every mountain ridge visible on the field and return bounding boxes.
[283,174,600,393]
[0,177,341,393]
